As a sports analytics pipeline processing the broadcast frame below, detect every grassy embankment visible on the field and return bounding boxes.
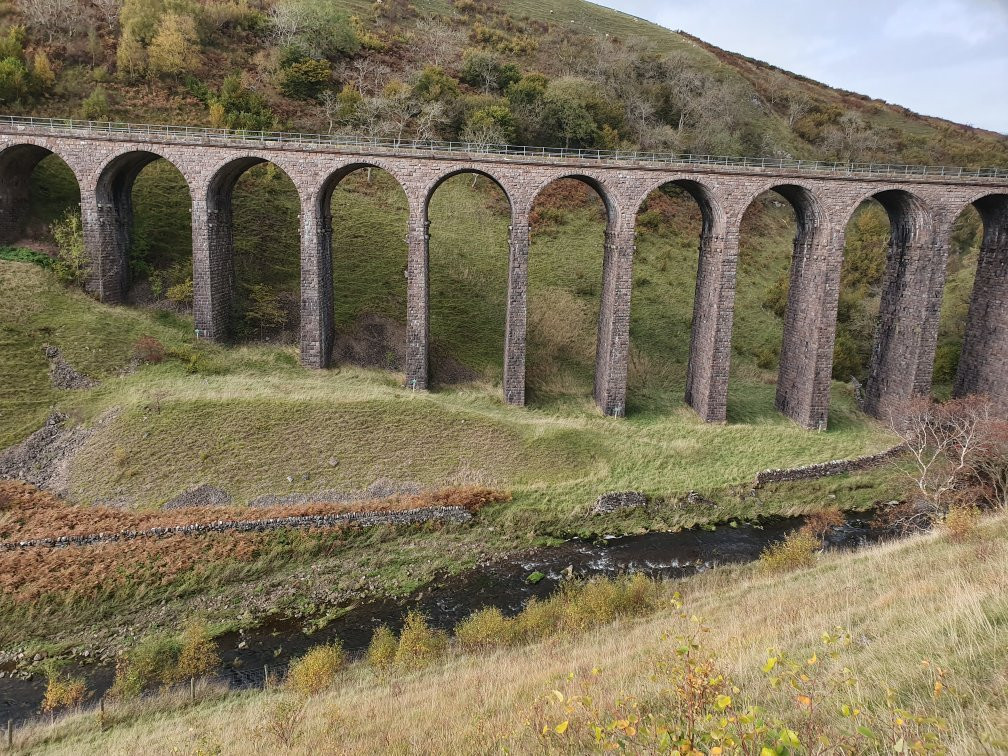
[13,512,1008,754]
[0,162,914,649]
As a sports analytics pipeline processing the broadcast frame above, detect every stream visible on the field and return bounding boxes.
[0,509,889,723]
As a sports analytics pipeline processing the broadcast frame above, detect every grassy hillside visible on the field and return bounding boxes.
[15,512,1008,754]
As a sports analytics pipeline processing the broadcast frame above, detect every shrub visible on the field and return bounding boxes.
[261,696,305,748]
[759,531,819,573]
[0,246,52,267]
[394,612,447,671]
[367,624,397,673]
[80,85,111,120]
[41,671,87,713]
[287,643,346,695]
[943,505,980,543]
[277,59,330,100]
[166,278,194,307]
[513,596,563,642]
[455,606,514,651]
[109,635,182,699]
[175,618,219,680]
[134,335,166,364]
[50,209,88,286]
[800,508,846,539]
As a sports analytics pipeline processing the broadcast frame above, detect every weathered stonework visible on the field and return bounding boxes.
[2,121,1006,427]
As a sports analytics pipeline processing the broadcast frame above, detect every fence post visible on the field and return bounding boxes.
[6,719,11,748]
[264,665,269,689]
[100,697,104,717]
[190,677,195,702]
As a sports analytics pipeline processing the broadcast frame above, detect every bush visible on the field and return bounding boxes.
[277,58,331,100]
[0,246,52,268]
[394,612,447,671]
[800,508,845,539]
[287,643,346,695]
[41,671,87,713]
[175,618,219,680]
[759,531,819,574]
[80,86,111,120]
[134,335,166,364]
[944,505,980,543]
[367,624,397,673]
[166,278,194,307]
[110,635,182,699]
[50,209,88,286]
[455,606,514,651]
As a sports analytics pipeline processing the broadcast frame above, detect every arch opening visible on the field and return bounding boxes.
[0,144,80,256]
[730,184,832,428]
[94,151,192,306]
[199,158,301,344]
[526,176,611,408]
[629,179,715,413]
[318,164,409,373]
[426,170,512,389]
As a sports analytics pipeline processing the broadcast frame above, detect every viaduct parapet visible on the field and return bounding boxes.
[2,117,1007,429]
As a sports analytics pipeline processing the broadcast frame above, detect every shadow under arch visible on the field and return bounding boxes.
[953,192,1008,413]
[629,178,724,416]
[196,156,301,343]
[840,188,935,418]
[732,183,833,429]
[310,161,411,371]
[525,173,617,410]
[425,167,514,390]
[94,150,192,302]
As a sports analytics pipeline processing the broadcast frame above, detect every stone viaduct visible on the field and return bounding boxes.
[2,117,1007,429]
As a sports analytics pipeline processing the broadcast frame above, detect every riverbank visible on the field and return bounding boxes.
[11,510,1007,754]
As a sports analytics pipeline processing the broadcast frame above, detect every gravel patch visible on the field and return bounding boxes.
[163,484,233,509]
[43,345,97,390]
[248,477,422,508]
[0,413,93,495]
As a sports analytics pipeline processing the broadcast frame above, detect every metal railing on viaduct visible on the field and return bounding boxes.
[2,115,1007,429]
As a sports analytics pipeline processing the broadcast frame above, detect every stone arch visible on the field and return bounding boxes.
[91,149,193,305]
[734,183,836,429]
[422,166,516,394]
[194,155,302,342]
[952,192,1008,414]
[528,172,620,226]
[301,160,412,370]
[838,188,936,417]
[0,141,84,246]
[630,177,727,418]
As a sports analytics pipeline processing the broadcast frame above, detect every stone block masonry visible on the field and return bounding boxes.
[2,120,1006,428]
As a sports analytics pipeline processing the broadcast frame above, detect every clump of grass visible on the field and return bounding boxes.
[455,606,515,651]
[287,643,346,696]
[394,612,448,671]
[366,625,397,674]
[109,636,182,699]
[800,507,846,538]
[759,531,820,573]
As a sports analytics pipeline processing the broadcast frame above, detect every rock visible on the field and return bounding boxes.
[592,491,647,515]
[163,483,232,509]
[42,344,98,390]
[686,490,718,508]
[526,571,545,584]
[328,458,339,467]
[238,641,248,650]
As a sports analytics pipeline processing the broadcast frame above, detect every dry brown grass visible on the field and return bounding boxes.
[18,514,1008,755]
[0,481,508,541]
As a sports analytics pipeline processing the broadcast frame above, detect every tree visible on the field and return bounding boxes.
[93,0,122,30]
[209,75,275,131]
[18,0,85,43]
[266,0,359,59]
[31,49,55,89]
[461,104,514,150]
[147,11,200,78]
[786,91,813,128]
[411,18,465,69]
[116,24,146,81]
[412,65,459,103]
[460,51,518,94]
[824,112,880,163]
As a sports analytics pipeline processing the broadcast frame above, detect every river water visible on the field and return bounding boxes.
[0,509,887,722]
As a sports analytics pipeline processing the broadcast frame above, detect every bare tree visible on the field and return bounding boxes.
[92,0,121,30]
[344,57,387,95]
[319,90,339,134]
[412,100,445,142]
[411,19,466,69]
[889,396,996,527]
[266,2,306,49]
[823,111,880,163]
[786,90,813,128]
[19,0,86,43]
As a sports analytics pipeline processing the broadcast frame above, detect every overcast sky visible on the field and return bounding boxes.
[594,0,1008,135]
